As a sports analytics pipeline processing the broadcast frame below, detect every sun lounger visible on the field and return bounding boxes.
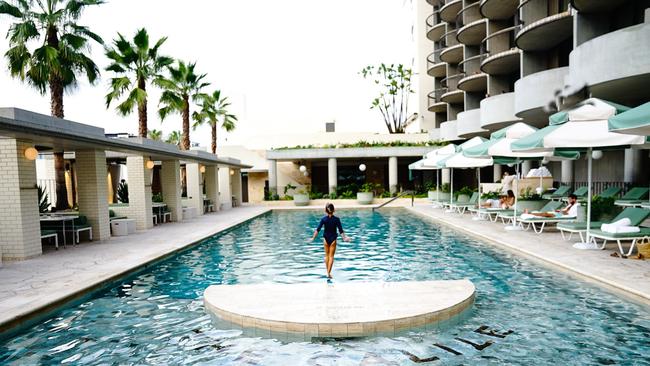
[589,227,650,256]
[502,201,567,233]
[449,192,479,214]
[468,207,514,222]
[598,186,622,199]
[614,187,649,207]
[442,195,469,209]
[556,221,602,242]
[542,185,571,200]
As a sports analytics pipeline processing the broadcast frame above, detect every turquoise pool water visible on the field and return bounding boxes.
[1,209,649,365]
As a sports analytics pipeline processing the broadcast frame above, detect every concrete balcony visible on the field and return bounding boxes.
[428,90,448,113]
[479,0,519,20]
[571,0,626,13]
[427,50,447,78]
[480,26,520,75]
[426,0,444,6]
[457,109,487,139]
[564,22,650,103]
[440,74,465,104]
[458,55,487,92]
[440,120,460,141]
[440,0,462,22]
[440,44,463,64]
[480,92,522,129]
[515,11,573,51]
[514,66,569,125]
[457,18,487,45]
[426,12,446,41]
[429,128,441,141]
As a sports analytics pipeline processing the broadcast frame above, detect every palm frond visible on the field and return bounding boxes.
[0,1,23,17]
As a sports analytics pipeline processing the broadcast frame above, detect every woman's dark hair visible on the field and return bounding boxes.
[507,190,515,198]
[325,203,335,215]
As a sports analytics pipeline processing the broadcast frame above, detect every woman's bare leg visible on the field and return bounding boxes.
[323,240,330,276]
[326,241,337,277]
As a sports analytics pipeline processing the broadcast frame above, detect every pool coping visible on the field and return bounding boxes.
[0,207,272,339]
[406,206,650,305]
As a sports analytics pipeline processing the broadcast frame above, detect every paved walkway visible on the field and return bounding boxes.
[0,206,270,333]
[408,205,650,303]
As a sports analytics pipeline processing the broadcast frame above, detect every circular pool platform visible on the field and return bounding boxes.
[204,280,475,340]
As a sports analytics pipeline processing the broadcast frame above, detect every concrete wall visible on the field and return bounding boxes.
[456,108,485,138]
[414,0,437,132]
[480,92,522,129]
[514,66,569,117]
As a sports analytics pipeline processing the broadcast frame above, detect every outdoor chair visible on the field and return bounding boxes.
[614,187,650,207]
[516,201,575,234]
[468,206,514,222]
[40,229,59,250]
[65,216,93,244]
[542,185,571,200]
[598,186,622,199]
[449,192,479,214]
[162,209,172,223]
[558,207,650,243]
[442,194,469,209]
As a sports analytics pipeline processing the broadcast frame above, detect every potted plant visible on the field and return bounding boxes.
[357,183,379,204]
[455,186,474,203]
[429,183,451,201]
[293,185,310,206]
[517,187,548,212]
[581,195,620,222]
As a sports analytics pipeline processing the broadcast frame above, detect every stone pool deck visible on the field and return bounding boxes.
[0,206,270,334]
[408,205,650,303]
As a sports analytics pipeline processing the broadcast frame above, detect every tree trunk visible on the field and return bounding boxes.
[181,95,190,150]
[211,122,217,154]
[47,25,69,210]
[138,77,147,138]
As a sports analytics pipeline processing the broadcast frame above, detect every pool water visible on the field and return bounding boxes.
[1,209,649,365]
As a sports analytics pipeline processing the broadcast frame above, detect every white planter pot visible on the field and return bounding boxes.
[357,192,374,205]
[456,194,470,203]
[293,194,310,206]
[429,191,450,201]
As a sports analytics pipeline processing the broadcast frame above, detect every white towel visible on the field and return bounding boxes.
[521,214,535,219]
[601,225,640,234]
[601,218,633,232]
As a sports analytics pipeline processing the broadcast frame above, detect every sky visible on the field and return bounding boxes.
[0,0,415,147]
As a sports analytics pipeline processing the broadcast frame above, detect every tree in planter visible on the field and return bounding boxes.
[283,183,296,196]
[105,28,173,138]
[1,0,104,210]
[156,61,209,150]
[455,186,475,199]
[359,63,414,133]
[116,179,129,203]
[359,183,382,194]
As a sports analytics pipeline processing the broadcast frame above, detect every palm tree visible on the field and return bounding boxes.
[155,61,209,150]
[192,90,238,154]
[147,129,162,140]
[1,0,104,210]
[165,130,182,146]
[105,28,173,137]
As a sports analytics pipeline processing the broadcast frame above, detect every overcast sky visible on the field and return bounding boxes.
[0,0,415,147]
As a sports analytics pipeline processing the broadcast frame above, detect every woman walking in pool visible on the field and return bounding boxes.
[311,203,350,279]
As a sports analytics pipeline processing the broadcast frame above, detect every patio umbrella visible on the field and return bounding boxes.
[511,98,646,248]
[418,144,459,204]
[608,101,650,136]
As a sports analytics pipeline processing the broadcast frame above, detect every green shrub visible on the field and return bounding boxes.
[519,187,544,201]
[283,183,296,196]
[440,183,451,193]
[455,186,474,198]
[117,179,129,203]
[37,185,50,213]
[360,182,382,193]
[590,195,619,221]
[481,190,500,200]
[273,140,448,150]
[152,192,163,203]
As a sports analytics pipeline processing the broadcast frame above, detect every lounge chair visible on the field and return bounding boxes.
[542,185,571,200]
[40,229,59,250]
[516,201,574,233]
[442,194,470,209]
[65,215,93,244]
[449,192,479,214]
[468,206,514,222]
[561,186,589,202]
[614,187,650,207]
[599,186,622,199]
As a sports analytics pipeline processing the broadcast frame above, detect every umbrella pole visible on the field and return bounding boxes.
[474,167,485,221]
[574,148,598,249]
[506,162,522,231]
[446,168,454,213]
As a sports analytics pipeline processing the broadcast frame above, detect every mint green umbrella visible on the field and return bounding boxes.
[608,101,650,136]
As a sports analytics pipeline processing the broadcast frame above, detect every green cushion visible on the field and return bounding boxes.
[40,229,57,236]
[572,186,588,197]
[540,200,563,212]
[544,186,571,198]
[557,222,603,230]
[590,227,650,239]
[611,207,650,226]
[73,216,88,226]
[110,216,127,221]
[599,187,622,198]
[621,187,649,200]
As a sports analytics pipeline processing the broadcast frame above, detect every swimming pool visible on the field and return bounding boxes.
[1,209,649,364]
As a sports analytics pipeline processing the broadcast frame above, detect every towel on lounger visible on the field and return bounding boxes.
[601,218,633,232]
[601,225,640,234]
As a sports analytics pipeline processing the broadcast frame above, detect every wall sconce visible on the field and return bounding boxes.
[24,147,38,160]
[299,165,307,173]
[592,150,603,160]
[200,165,206,173]
[145,159,155,170]
[359,164,366,172]
[230,169,235,176]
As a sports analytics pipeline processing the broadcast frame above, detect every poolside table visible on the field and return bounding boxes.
[39,214,78,247]
[152,202,167,224]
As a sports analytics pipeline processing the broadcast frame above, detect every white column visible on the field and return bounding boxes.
[161,160,183,221]
[327,158,337,195]
[442,168,450,184]
[186,163,204,216]
[268,159,278,197]
[231,168,243,206]
[493,164,502,183]
[205,165,219,212]
[75,149,110,241]
[0,138,41,259]
[219,167,233,209]
[561,160,574,185]
[388,156,398,194]
[521,161,532,177]
[624,148,643,183]
[126,156,153,230]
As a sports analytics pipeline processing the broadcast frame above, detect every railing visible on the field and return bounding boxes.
[556,181,631,196]
[516,0,571,31]
[428,88,448,108]
[440,28,459,47]
[441,73,465,91]
[427,49,444,69]
[426,10,442,34]
[455,2,482,28]
[481,26,517,56]
[459,54,486,76]
[373,191,415,211]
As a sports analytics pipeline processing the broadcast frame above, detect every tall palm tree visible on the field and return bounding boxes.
[147,129,162,140]
[165,130,181,146]
[1,0,104,210]
[155,61,209,150]
[105,28,173,137]
[192,90,237,154]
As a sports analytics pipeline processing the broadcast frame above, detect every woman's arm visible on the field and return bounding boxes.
[337,219,351,242]
[311,218,324,241]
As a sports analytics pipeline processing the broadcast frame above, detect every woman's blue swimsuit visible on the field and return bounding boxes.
[316,215,343,245]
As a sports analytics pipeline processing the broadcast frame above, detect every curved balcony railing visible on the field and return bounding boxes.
[459,54,486,76]
[428,88,448,109]
[516,0,571,32]
[481,26,517,56]
[441,28,459,48]
[426,11,442,31]
[441,73,465,92]
[427,49,444,68]
[456,2,482,28]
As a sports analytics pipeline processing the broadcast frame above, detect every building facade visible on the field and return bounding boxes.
[415,0,650,187]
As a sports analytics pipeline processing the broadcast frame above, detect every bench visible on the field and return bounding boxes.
[111,218,136,236]
[41,229,59,250]
[66,216,93,244]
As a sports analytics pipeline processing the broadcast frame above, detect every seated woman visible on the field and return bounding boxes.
[502,190,515,209]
